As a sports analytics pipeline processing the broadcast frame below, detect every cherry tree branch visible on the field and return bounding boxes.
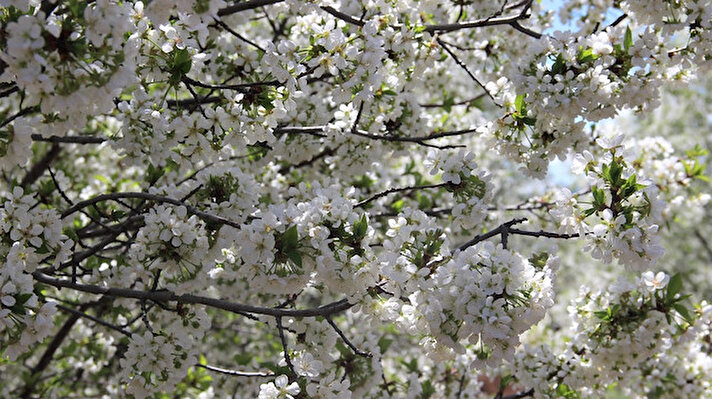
[196,363,275,378]
[458,218,527,250]
[55,302,131,337]
[276,316,297,378]
[502,389,535,399]
[437,38,501,106]
[508,228,580,239]
[326,317,373,358]
[61,192,243,229]
[21,143,60,188]
[356,183,450,208]
[32,272,354,318]
[217,0,284,17]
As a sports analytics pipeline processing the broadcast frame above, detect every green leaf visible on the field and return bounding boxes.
[173,48,192,75]
[666,273,683,299]
[353,214,368,240]
[281,225,299,251]
[624,26,633,51]
[146,163,165,185]
[391,199,404,213]
[555,383,579,398]
[672,303,694,324]
[419,380,436,399]
[515,94,526,114]
[551,53,567,75]
[442,93,455,113]
[286,251,303,269]
[594,310,610,320]
[16,293,33,305]
[607,159,623,186]
[577,47,599,64]
[592,186,606,208]
[110,210,126,221]
[378,336,393,353]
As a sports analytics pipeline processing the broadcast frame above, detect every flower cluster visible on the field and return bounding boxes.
[424,149,493,230]
[119,305,210,398]
[0,0,710,397]
[405,242,557,368]
[492,25,672,175]
[513,271,707,398]
[1,1,137,130]
[0,187,70,360]
[550,138,666,270]
[130,204,210,286]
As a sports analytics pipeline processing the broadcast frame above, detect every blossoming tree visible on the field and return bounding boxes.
[1,0,711,398]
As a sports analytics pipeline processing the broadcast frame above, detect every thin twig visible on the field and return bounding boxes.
[212,19,266,52]
[21,143,61,189]
[437,38,501,107]
[56,303,131,336]
[61,192,243,229]
[321,6,365,27]
[196,363,275,377]
[326,317,372,358]
[276,316,297,378]
[356,183,449,208]
[508,228,580,239]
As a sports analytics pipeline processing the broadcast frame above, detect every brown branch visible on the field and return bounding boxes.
[1,105,38,129]
[321,6,365,27]
[508,21,543,39]
[212,19,266,52]
[317,2,542,39]
[30,134,107,144]
[502,389,535,399]
[182,76,278,92]
[349,129,466,149]
[0,85,18,98]
[425,13,533,34]
[458,218,527,251]
[61,192,243,229]
[419,93,487,108]
[276,316,297,378]
[32,272,354,318]
[21,143,60,189]
[326,317,372,358]
[196,363,275,377]
[278,146,336,174]
[217,0,284,17]
[56,303,131,337]
[508,228,580,239]
[437,38,500,106]
[356,183,449,208]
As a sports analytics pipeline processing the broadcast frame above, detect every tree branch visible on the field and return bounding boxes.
[326,316,372,358]
[61,192,243,229]
[32,272,354,318]
[21,143,60,189]
[437,38,501,106]
[276,316,297,378]
[356,183,450,208]
[458,218,527,250]
[217,0,284,17]
[196,363,275,377]
[56,302,131,337]
[30,134,107,144]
